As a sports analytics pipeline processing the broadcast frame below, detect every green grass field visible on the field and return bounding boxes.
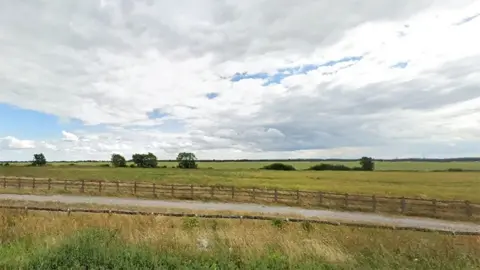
[1,209,479,269]
[6,160,480,171]
[1,164,479,202]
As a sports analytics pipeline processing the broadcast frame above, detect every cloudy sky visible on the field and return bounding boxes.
[1,0,480,161]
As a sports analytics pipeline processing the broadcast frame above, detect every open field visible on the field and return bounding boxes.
[6,160,480,171]
[1,166,479,202]
[1,209,479,269]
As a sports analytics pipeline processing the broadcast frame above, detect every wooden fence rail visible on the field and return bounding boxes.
[1,176,479,221]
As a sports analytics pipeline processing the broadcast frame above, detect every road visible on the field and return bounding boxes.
[1,193,479,233]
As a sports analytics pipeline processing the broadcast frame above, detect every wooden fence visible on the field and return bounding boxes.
[2,204,479,235]
[1,176,479,221]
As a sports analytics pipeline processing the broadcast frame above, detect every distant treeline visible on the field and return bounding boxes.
[2,158,480,163]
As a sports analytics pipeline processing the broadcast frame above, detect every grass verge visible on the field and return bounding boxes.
[1,209,480,269]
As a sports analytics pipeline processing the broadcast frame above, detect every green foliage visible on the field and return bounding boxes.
[263,163,296,171]
[182,217,199,229]
[308,164,351,171]
[132,153,158,168]
[360,157,375,171]
[129,164,136,168]
[176,152,198,169]
[99,164,110,167]
[3,162,9,166]
[32,153,47,166]
[447,168,463,172]
[111,154,127,168]
[270,219,285,229]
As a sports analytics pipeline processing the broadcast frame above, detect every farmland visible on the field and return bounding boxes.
[1,208,479,269]
[1,161,480,202]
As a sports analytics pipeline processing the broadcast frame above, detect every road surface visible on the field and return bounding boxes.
[1,193,479,233]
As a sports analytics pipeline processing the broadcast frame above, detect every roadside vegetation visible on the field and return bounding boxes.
[1,210,479,269]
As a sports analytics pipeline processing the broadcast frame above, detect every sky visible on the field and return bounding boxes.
[1,0,480,161]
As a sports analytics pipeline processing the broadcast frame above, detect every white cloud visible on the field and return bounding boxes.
[62,131,79,142]
[0,136,36,150]
[1,0,480,160]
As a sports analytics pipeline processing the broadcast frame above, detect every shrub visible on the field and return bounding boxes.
[99,164,110,167]
[129,164,136,168]
[182,217,199,229]
[68,163,76,166]
[308,164,351,171]
[132,153,157,168]
[32,153,47,166]
[4,162,9,166]
[301,221,314,232]
[263,163,296,171]
[360,156,375,171]
[447,168,463,172]
[271,219,285,229]
[176,152,198,169]
[111,154,127,167]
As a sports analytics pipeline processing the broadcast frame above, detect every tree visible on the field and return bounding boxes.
[111,154,127,167]
[32,153,47,166]
[176,152,198,169]
[359,156,375,171]
[131,152,157,168]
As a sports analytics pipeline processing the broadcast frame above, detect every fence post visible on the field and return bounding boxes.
[401,197,406,214]
[64,180,68,191]
[432,199,437,215]
[18,178,21,189]
[318,192,324,206]
[98,181,102,193]
[252,187,256,200]
[133,181,137,195]
[81,180,85,193]
[372,195,377,212]
[48,178,51,190]
[465,200,473,217]
[171,184,174,197]
[296,190,300,205]
[153,183,156,197]
[116,181,120,193]
[210,186,214,198]
[191,184,194,199]
[32,178,36,190]
[274,188,278,203]
[3,176,6,188]
[344,193,349,208]
[231,186,235,199]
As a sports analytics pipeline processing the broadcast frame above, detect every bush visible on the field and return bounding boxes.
[308,164,351,171]
[99,164,110,167]
[111,154,127,168]
[271,219,285,229]
[32,153,47,166]
[4,162,10,166]
[447,168,463,172]
[132,153,157,168]
[360,156,375,171]
[263,163,296,171]
[129,164,136,168]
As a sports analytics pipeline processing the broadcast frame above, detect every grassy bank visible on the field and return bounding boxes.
[1,209,479,269]
[1,166,480,202]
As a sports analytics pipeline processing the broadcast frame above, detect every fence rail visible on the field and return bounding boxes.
[1,176,479,221]
[1,204,479,235]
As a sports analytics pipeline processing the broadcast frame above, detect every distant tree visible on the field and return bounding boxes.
[359,157,375,171]
[131,152,157,168]
[32,153,47,166]
[111,154,127,167]
[4,162,9,166]
[176,152,198,169]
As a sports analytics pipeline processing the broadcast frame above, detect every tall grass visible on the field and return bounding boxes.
[1,210,479,269]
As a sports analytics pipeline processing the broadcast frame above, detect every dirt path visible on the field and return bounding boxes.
[1,193,479,233]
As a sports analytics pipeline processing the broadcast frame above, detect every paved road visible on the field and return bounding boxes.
[1,193,479,233]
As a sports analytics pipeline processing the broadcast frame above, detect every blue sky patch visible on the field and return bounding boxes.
[147,109,168,119]
[0,103,89,140]
[391,62,408,69]
[206,92,219,99]
[231,56,362,85]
